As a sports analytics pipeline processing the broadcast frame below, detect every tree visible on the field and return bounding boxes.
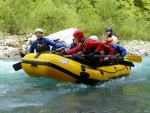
[134,0,150,20]
[32,0,78,35]
[0,0,34,34]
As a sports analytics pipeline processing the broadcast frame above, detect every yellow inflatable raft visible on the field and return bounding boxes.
[21,53,131,86]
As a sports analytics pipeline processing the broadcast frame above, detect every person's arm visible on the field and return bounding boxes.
[86,40,104,53]
[50,47,54,52]
[45,38,65,48]
[121,49,126,57]
[104,44,115,55]
[67,44,71,50]
[118,45,126,57]
[29,41,36,53]
[112,35,119,44]
[66,43,81,55]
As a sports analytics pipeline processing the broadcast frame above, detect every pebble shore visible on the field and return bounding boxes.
[0,34,149,58]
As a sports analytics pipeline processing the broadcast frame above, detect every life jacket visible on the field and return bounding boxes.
[36,38,49,52]
[107,34,119,44]
[80,39,89,55]
[80,39,101,57]
[82,39,104,63]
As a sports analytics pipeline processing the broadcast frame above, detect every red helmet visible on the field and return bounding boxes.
[73,29,84,40]
[106,38,113,43]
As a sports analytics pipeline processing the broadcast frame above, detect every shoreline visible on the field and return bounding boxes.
[121,40,150,56]
[0,35,150,58]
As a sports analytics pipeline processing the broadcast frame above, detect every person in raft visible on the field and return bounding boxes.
[50,37,67,53]
[67,38,79,50]
[60,29,114,68]
[106,27,119,44]
[29,28,65,53]
[105,37,126,62]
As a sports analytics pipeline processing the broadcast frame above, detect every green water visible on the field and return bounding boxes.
[0,56,150,113]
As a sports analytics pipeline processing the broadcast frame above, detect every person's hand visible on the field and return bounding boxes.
[88,53,94,57]
[82,53,94,58]
[59,50,67,56]
[103,57,109,61]
[117,56,124,61]
[89,51,98,57]
[63,44,68,48]
[56,47,64,52]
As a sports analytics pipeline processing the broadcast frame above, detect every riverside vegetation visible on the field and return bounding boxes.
[0,0,149,41]
[0,0,149,58]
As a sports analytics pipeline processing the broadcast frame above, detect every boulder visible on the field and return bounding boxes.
[5,47,20,58]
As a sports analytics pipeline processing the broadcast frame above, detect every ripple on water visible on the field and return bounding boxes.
[0,57,150,113]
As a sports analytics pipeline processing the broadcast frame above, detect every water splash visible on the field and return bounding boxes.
[0,56,150,113]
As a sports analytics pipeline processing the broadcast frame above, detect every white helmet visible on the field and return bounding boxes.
[53,36,60,41]
[89,35,99,41]
[35,28,43,33]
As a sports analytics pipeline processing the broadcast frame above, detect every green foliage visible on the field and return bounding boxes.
[0,0,149,40]
[0,0,33,34]
[75,0,101,37]
[27,0,79,35]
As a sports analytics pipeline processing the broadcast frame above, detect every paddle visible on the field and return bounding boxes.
[13,54,140,71]
[12,47,66,71]
[124,55,142,63]
[13,53,27,71]
[64,55,135,67]
[12,53,40,71]
[94,55,142,63]
[13,61,22,71]
[64,55,142,63]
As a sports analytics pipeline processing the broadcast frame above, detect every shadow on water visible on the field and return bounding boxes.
[0,56,150,113]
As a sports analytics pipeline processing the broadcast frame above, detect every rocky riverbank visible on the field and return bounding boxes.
[0,28,76,58]
[122,40,150,56]
[0,34,149,58]
[0,34,37,58]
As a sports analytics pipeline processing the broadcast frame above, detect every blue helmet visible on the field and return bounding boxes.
[106,27,112,32]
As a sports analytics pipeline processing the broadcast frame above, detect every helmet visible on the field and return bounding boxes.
[35,28,43,33]
[106,27,112,32]
[106,38,113,43]
[73,29,84,40]
[89,35,99,41]
[53,37,60,41]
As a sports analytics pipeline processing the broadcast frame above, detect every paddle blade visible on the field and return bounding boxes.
[13,62,22,71]
[125,55,142,63]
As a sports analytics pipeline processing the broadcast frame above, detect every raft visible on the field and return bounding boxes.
[22,53,131,86]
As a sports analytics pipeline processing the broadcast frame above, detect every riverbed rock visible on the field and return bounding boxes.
[0,28,149,58]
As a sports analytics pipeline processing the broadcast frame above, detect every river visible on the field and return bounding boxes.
[0,56,150,113]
